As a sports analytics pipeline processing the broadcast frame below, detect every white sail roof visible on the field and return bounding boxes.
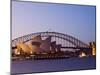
[40,36,51,52]
[17,42,31,53]
[31,35,42,43]
[16,35,52,54]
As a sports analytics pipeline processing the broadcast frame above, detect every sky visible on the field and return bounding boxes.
[12,1,96,44]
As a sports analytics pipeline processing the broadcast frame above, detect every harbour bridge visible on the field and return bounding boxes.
[12,32,92,56]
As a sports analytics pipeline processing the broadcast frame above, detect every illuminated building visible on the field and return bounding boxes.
[16,42,31,54]
[92,42,96,55]
[89,42,96,56]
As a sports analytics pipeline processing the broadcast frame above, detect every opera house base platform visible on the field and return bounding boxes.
[12,55,70,61]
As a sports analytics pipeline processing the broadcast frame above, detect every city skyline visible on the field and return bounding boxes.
[12,1,96,44]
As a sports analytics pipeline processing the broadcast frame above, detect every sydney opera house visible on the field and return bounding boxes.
[12,35,62,57]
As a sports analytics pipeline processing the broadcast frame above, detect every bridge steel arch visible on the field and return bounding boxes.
[12,32,89,48]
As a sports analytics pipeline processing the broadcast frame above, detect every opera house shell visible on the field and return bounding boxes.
[14,35,52,55]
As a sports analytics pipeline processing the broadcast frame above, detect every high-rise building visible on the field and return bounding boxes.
[89,42,96,56]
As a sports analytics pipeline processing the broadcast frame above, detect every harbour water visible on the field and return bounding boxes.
[11,56,96,74]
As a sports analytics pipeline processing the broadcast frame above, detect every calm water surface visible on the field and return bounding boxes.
[11,56,96,74]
